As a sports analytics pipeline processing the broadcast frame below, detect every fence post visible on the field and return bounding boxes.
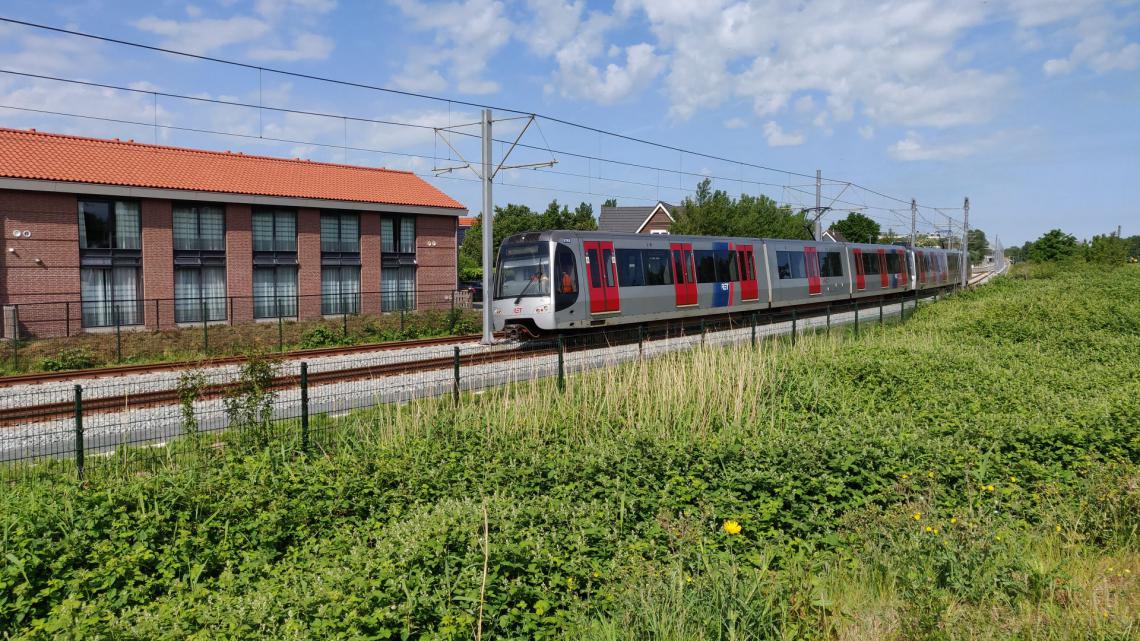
[277,298,284,353]
[556,334,565,392]
[154,299,159,331]
[201,298,209,354]
[114,303,122,364]
[700,318,706,346]
[751,312,757,347]
[228,297,233,326]
[10,304,18,371]
[343,310,349,338]
[299,362,309,453]
[638,324,645,357]
[879,297,884,326]
[74,384,84,481]
[854,299,860,336]
[65,301,71,337]
[791,309,797,346]
[400,307,406,334]
[826,304,831,331]
[452,346,461,405]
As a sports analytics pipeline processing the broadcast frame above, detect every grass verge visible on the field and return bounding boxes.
[1,266,1138,639]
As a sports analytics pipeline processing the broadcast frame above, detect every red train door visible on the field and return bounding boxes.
[584,241,620,314]
[916,251,926,284]
[737,245,759,301]
[853,248,866,290]
[897,249,908,286]
[670,242,698,306]
[804,246,822,295]
[877,249,889,288]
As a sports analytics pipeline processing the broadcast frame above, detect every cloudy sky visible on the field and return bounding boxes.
[1,0,1138,245]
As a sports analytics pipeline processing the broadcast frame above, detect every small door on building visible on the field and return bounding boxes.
[737,244,759,301]
[670,242,698,307]
[878,249,889,288]
[584,240,621,314]
[853,248,866,291]
[804,246,822,295]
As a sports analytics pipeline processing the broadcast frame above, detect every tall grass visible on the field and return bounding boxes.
[1,266,1137,640]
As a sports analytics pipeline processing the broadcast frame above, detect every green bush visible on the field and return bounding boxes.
[38,347,99,372]
[298,325,350,349]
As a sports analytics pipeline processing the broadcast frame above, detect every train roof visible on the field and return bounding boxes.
[501,230,957,252]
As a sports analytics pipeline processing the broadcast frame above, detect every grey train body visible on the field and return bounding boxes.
[492,230,962,335]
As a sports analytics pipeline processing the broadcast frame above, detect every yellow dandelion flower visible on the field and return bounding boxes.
[933,529,940,535]
[995,536,1002,541]
[928,471,935,478]
[925,526,932,533]
[723,520,742,535]
[950,517,957,524]
[901,473,909,479]
[1055,525,1061,533]
[987,484,995,492]
[1010,476,1018,483]
[1125,569,1131,575]
[913,512,922,521]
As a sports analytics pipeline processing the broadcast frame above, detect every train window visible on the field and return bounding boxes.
[615,248,644,287]
[885,252,902,273]
[644,249,672,285]
[819,251,844,278]
[602,248,616,287]
[554,243,578,311]
[694,250,718,283]
[671,250,686,284]
[776,250,806,279]
[586,248,602,289]
[861,252,881,275]
[714,250,740,282]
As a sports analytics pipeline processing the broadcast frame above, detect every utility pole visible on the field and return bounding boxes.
[910,198,917,247]
[814,169,822,241]
[962,197,970,287]
[480,109,494,345]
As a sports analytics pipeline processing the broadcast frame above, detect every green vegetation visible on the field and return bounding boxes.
[830,211,880,243]
[670,178,812,240]
[1008,228,1136,264]
[458,199,598,278]
[0,308,480,376]
[2,266,1138,639]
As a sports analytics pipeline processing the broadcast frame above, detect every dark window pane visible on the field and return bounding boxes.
[776,250,807,279]
[587,249,601,288]
[80,201,112,249]
[555,244,578,311]
[820,252,844,278]
[644,249,672,285]
[694,250,717,283]
[602,249,615,287]
[615,248,644,287]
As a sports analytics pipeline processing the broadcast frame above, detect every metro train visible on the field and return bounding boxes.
[491,230,963,336]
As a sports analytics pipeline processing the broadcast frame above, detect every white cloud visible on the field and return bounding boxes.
[550,40,666,104]
[724,116,748,129]
[762,121,804,147]
[1040,13,1140,76]
[248,33,334,61]
[521,0,586,57]
[858,125,874,140]
[390,0,512,95]
[131,16,270,55]
[886,130,1005,161]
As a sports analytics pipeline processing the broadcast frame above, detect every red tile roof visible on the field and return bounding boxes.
[458,216,478,227]
[0,128,465,210]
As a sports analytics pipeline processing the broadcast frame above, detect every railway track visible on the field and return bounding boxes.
[0,344,553,426]
[0,333,485,388]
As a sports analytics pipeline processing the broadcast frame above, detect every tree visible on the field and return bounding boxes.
[458,199,598,275]
[831,212,880,243]
[967,229,989,264]
[1125,234,1140,260]
[881,228,901,244]
[1026,229,1079,262]
[602,198,618,208]
[670,178,811,240]
[1085,234,1127,264]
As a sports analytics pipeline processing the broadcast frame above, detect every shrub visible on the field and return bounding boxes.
[299,325,350,349]
[38,347,98,372]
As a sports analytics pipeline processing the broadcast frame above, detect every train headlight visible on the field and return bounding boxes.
[494,309,501,315]
[534,305,549,314]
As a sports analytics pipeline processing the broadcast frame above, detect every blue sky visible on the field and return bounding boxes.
[1,0,1138,246]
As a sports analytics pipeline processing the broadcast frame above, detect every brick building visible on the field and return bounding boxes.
[0,128,466,338]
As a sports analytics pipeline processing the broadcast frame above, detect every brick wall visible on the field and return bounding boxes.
[0,190,81,338]
[226,204,253,323]
[360,212,381,315]
[140,199,175,330]
[415,214,457,310]
[297,207,322,319]
[640,209,673,233]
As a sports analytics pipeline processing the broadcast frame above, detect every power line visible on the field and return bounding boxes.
[0,16,964,214]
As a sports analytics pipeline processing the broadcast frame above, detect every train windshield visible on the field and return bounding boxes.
[495,242,551,300]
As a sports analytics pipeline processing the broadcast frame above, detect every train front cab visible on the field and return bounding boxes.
[492,237,580,334]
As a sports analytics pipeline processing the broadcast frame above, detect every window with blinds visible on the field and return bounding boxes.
[252,209,296,252]
[173,204,225,251]
[320,213,360,254]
